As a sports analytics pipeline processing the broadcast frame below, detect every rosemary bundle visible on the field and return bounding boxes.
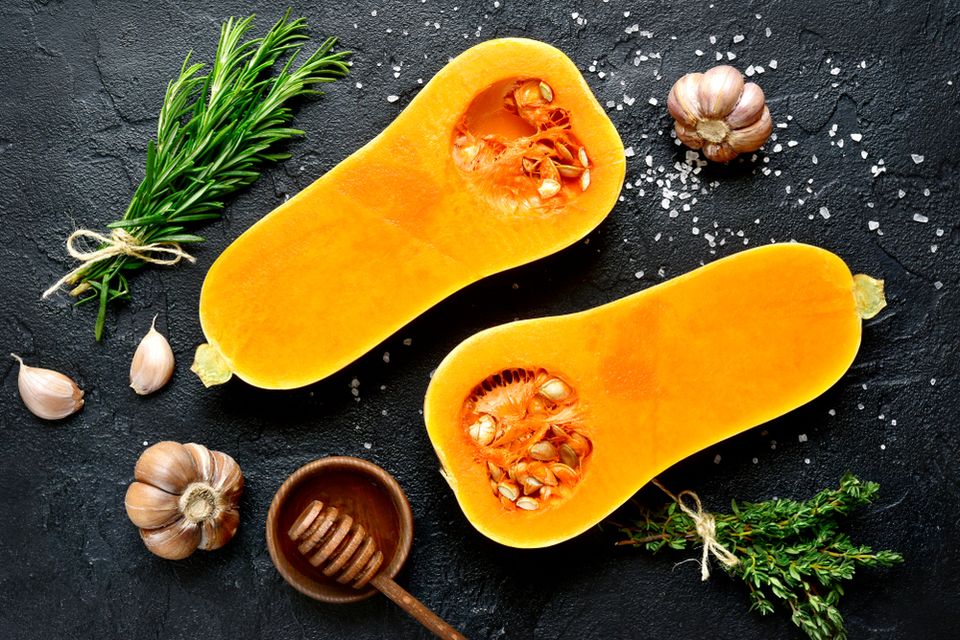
[44,12,350,339]
[617,474,903,640]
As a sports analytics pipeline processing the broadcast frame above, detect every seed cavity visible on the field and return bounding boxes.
[461,368,592,513]
[452,78,592,207]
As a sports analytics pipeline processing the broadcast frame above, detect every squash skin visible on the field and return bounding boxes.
[197,38,625,389]
[424,244,874,548]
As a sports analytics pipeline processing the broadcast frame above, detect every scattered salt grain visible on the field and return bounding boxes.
[898,189,906,198]
[714,454,722,464]
[868,220,880,231]
[733,34,745,43]
[830,67,841,75]
[386,94,399,103]
[364,442,372,449]
[819,206,830,219]
[648,97,658,105]
[382,352,390,363]
[768,59,778,69]
[798,434,808,442]
[911,154,925,164]
[624,146,635,157]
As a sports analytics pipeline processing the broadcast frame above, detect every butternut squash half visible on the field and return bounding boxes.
[193,38,625,389]
[423,244,886,548]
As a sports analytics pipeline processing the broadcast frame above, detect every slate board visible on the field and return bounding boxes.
[1,1,958,638]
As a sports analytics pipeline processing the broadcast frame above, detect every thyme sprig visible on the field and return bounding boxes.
[616,473,903,640]
[50,12,350,339]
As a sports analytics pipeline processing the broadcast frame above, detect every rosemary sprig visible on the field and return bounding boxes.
[54,12,350,339]
[616,474,903,640]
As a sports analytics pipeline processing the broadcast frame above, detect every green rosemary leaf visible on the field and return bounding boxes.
[50,12,350,339]
[617,475,903,640]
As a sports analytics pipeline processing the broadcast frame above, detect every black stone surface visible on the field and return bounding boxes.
[1,1,958,638]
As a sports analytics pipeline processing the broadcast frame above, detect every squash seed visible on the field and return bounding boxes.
[497,481,519,501]
[540,486,553,500]
[580,168,591,191]
[487,461,504,482]
[556,164,584,179]
[468,414,497,445]
[568,431,592,456]
[555,141,575,164]
[539,81,554,103]
[529,440,558,461]
[549,424,568,439]
[559,443,579,469]
[522,476,543,495]
[516,496,540,511]
[539,377,571,402]
[538,178,561,199]
[551,462,579,485]
[578,147,589,167]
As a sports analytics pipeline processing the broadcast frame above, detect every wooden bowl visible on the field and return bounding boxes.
[266,456,414,603]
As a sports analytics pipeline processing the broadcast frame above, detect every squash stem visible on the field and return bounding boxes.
[191,343,234,387]
[852,274,887,320]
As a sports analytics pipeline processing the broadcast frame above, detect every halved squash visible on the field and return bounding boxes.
[423,244,886,548]
[193,38,625,389]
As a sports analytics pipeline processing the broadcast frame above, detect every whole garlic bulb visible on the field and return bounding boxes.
[11,354,84,420]
[125,441,244,560]
[667,65,773,162]
[130,316,174,395]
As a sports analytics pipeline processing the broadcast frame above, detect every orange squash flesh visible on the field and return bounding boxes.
[195,38,625,389]
[423,244,886,548]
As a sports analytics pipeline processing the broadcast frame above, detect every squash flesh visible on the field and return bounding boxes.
[424,244,869,548]
[198,38,625,389]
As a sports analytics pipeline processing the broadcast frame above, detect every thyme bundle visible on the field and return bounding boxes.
[617,473,903,640]
[43,12,350,339]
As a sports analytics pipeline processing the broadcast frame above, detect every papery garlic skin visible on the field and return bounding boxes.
[11,354,84,420]
[668,65,772,162]
[130,317,174,395]
[125,441,244,560]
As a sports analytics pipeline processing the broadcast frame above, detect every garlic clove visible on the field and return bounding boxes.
[667,72,704,126]
[725,82,767,130]
[210,450,244,502]
[184,442,217,485]
[703,142,740,163]
[727,106,773,153]
[674,121,705,149]
[134,441,197,494]
[140,518,201,560]
[125,481,180,529]
[11,354,84,420]
[697,65,745,119]
[130,317,175,395]
[199,507,240,551]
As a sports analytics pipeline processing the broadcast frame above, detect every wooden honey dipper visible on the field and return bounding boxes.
[288,499,467,640]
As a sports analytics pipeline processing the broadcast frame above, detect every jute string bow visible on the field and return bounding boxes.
[652,479,739,581]
[42,228,194,299]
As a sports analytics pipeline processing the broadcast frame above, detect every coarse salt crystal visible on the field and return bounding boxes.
[819,206,830,219]
[898,189,906,198]
[648,97,658,105]
[733,34,745,43]
[769,59,778,69]
[911,153,925,164]
[850,133,863,142]
[386,94,399,103]
[868,220,880,230]
[798,434,808,442]
[624,146,635,157]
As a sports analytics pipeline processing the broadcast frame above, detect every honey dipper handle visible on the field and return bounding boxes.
[370,574,467,640]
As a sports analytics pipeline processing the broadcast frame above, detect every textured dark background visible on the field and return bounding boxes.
[1,0,958,638]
